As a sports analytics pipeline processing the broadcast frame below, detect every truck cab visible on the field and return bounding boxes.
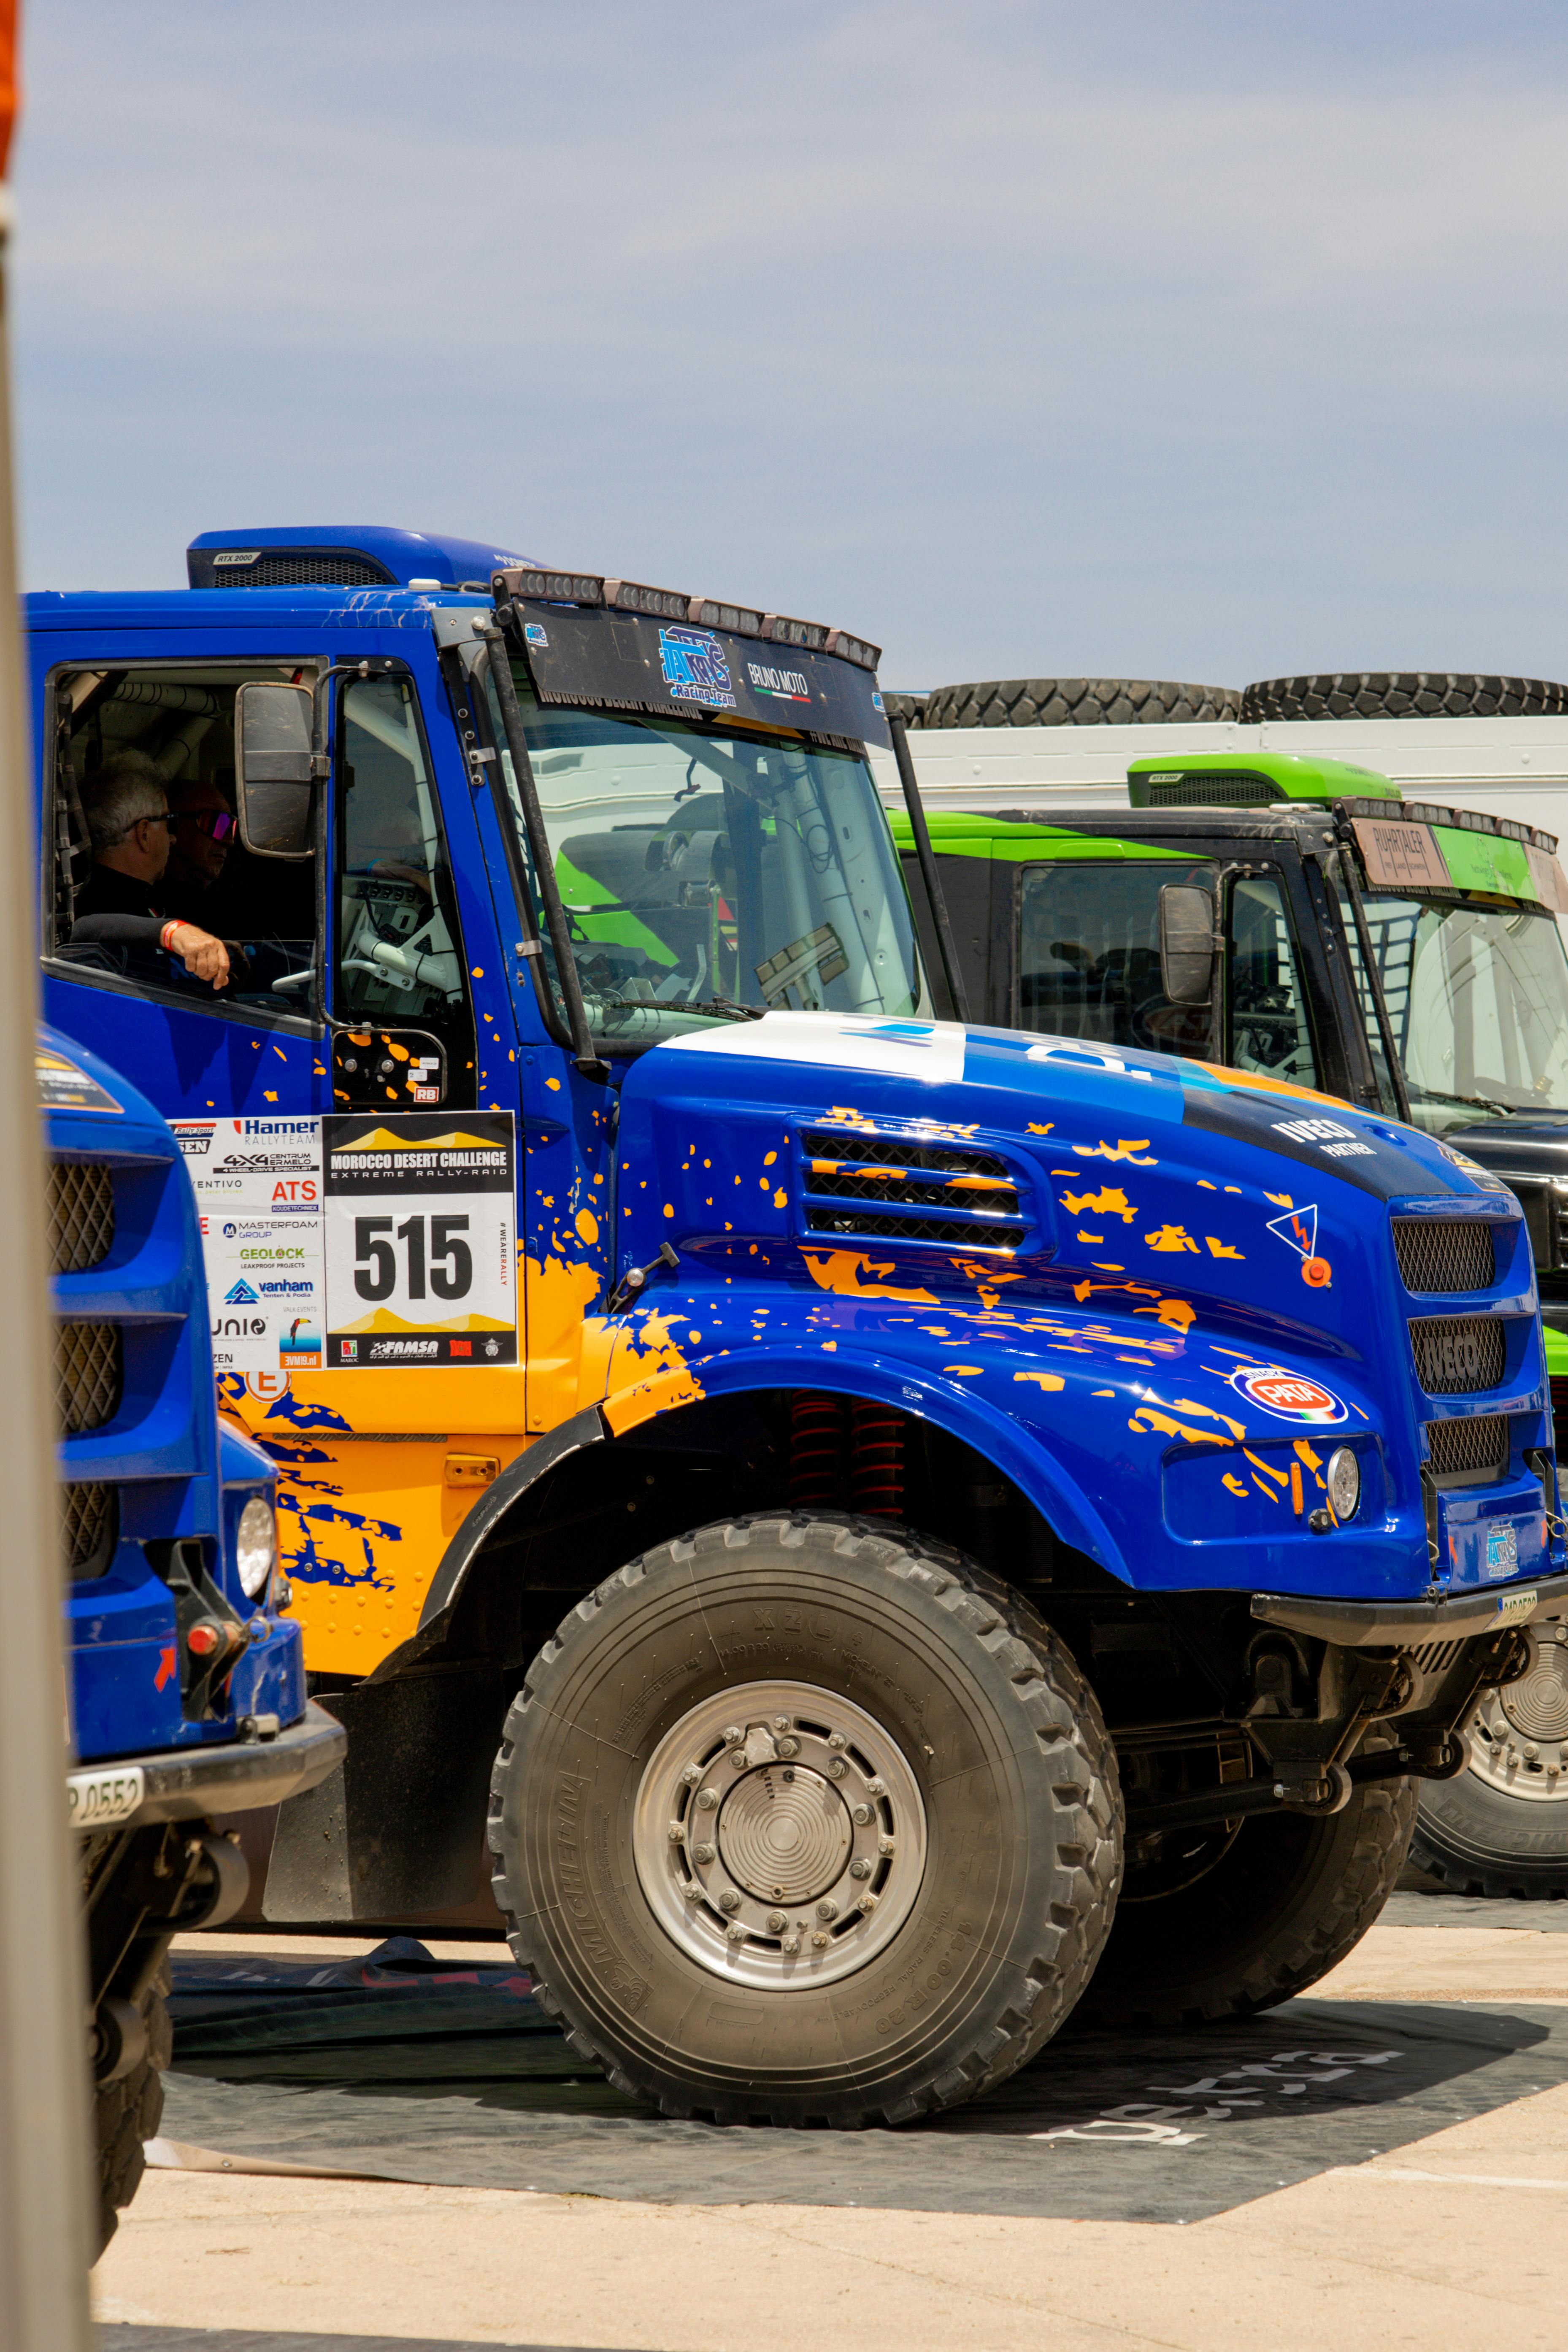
[44,1021,344,2247]
[889,744,1568,1898]
[27,533,1568,2125]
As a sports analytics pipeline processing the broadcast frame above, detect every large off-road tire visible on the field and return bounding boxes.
[1084,1776,1415,2027]
[1411,1639,1568,1896]
[920,677,1243,730]
[92,1962,171,2257]
[1241,672,1568,723]
[488,1515,1122,2125]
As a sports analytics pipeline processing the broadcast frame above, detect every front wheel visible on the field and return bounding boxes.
[489,1516,1122,2126]
[1411,1633,1568,1895]
[92,1963,172,2257]
[1085,1775,1415,2027]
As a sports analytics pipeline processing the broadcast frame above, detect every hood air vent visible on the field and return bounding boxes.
[1392,1217,1498,1293]
[799,1129,1026,1254]
[1409,1315,1506,1395]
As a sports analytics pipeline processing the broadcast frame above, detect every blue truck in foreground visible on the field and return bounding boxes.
[46,1024,344,2245]
[27,525,1568,2128]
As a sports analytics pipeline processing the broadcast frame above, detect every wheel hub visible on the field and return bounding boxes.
[633,1679,927,1990]
[1470,1626,1568,1803]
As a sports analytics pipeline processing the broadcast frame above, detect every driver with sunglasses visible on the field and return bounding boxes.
[71,749,230,989]
[165,774,238,917]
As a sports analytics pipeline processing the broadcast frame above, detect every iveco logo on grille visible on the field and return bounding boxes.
[1411,1314,1506,1394]
[1428,1326,1487,1387]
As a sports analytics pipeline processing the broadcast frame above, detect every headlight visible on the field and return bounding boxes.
[1326,1448,1361,1524]
[235,1496,278,1601]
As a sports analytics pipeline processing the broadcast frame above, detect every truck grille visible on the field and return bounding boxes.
[1426,1413,1509,1483]
[1409,1315,1505,1394]
[48,1163,115,1275]
[1143,773,1276,806]
[54,1322,122,1434]
[1392,1216,1497,1294]
[62,1482,116,1578]
[799,1129,1026,1253]
[226,554,393,588]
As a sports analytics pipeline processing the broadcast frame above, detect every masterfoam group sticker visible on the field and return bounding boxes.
[322,1110,516,1368]
[173,1117,324,1376]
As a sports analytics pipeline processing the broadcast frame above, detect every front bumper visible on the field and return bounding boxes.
[1253,1569,1568,1648]
[67,1700,346,1833]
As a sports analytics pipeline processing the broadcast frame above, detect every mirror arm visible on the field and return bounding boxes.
[887,711,970,1022]
[482,616,608,1082]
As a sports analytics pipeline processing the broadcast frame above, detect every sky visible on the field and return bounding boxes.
[11,0,1568,691]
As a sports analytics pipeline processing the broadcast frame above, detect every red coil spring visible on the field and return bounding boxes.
[789,1393,846,1509]
[850,1400,904,1520]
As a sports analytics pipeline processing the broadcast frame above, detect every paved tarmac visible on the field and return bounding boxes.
[92,1888,1568,2351]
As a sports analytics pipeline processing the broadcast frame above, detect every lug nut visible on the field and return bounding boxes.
[850,1858,872,1880]
[731,1749,749,1770]
[681,1763,702,1785]
[878,1835,895,1856]
[812,1931,830,1949]
[816,1900,838,1922]
[683,1882,704,1902]
[696,1787,719,1809]
[766,1910,788,1933]
[827,1759,846,1779]
[773,1715,790,1732]
[828,1733,847,1751]
[776,1736,800,1759]
[692,1841,715,1864]
[782,1935,800,1954]
[719,1890,741,1914]
[723,1725,743,1744]
[668,1821,684,1843]
[865,1778,886,1798]
[726,1922,746,1943]
[856,1891,878,1914]
[852,1803,873,1826]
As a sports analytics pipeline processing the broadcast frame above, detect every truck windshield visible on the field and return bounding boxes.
[487,672,923,1045]
[1351,892,1568,1130]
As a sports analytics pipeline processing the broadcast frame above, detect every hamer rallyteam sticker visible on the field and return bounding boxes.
[1229,1365,1349,1425]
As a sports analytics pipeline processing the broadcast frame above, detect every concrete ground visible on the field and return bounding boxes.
[92,1914,1568,2352]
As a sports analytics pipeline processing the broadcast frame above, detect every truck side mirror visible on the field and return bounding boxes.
[235,681,316,861]
[1159,882,1217,1006]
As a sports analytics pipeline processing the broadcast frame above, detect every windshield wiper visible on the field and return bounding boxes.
[1407,1083,1522,1117]
[684,996,765,1021]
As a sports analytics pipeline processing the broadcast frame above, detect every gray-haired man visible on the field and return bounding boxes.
[71,749,230,989]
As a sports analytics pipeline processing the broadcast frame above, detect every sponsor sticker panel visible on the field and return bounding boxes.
[172,1117,325,1374]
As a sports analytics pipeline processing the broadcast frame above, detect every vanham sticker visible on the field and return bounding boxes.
[659,625,736,711]
[1265,1201,1333,1290]
[1272,1114,1374,1161]
[1230,1364,1349,1425]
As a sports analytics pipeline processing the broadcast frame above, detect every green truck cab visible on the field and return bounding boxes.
[894,748,1568,1898]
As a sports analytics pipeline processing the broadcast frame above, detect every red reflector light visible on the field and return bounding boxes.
[187,1623,221,1656]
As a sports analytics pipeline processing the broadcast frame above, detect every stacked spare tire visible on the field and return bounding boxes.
[893,670,1568,726]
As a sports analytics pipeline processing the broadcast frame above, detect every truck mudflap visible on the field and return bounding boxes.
[67,1700,346,1833]
[1252,1571,1568,1646]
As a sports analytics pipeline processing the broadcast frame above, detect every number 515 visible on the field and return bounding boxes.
[354,1214,472,1300]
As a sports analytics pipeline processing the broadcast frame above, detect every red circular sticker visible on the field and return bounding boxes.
[1230,1365,1348,1425]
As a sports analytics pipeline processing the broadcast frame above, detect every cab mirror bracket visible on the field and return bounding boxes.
[1159,882,1218,1006]
[235,680,317,860]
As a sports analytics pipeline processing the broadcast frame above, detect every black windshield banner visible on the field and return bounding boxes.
[507,598,889,749]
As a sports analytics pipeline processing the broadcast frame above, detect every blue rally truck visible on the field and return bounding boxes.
[24,524,1568,2125]
[44,1024,345,2245]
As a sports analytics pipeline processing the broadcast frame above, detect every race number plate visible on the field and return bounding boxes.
[66,1764,145,1828]
[322,1111,517,1368]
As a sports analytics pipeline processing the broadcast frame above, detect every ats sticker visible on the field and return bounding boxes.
[659,624,736,711]
[1230,1365,1349,1425]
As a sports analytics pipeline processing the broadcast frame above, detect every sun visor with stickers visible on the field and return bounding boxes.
[1182,1085,1471,1201]
[501,595,890,752]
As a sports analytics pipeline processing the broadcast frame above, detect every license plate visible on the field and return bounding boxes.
[1496,1587,1538,1624]
[1486,1526,1519,1581]
[65,1765,145,1829]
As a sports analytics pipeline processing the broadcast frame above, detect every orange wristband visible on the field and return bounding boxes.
[159,921,182,951]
